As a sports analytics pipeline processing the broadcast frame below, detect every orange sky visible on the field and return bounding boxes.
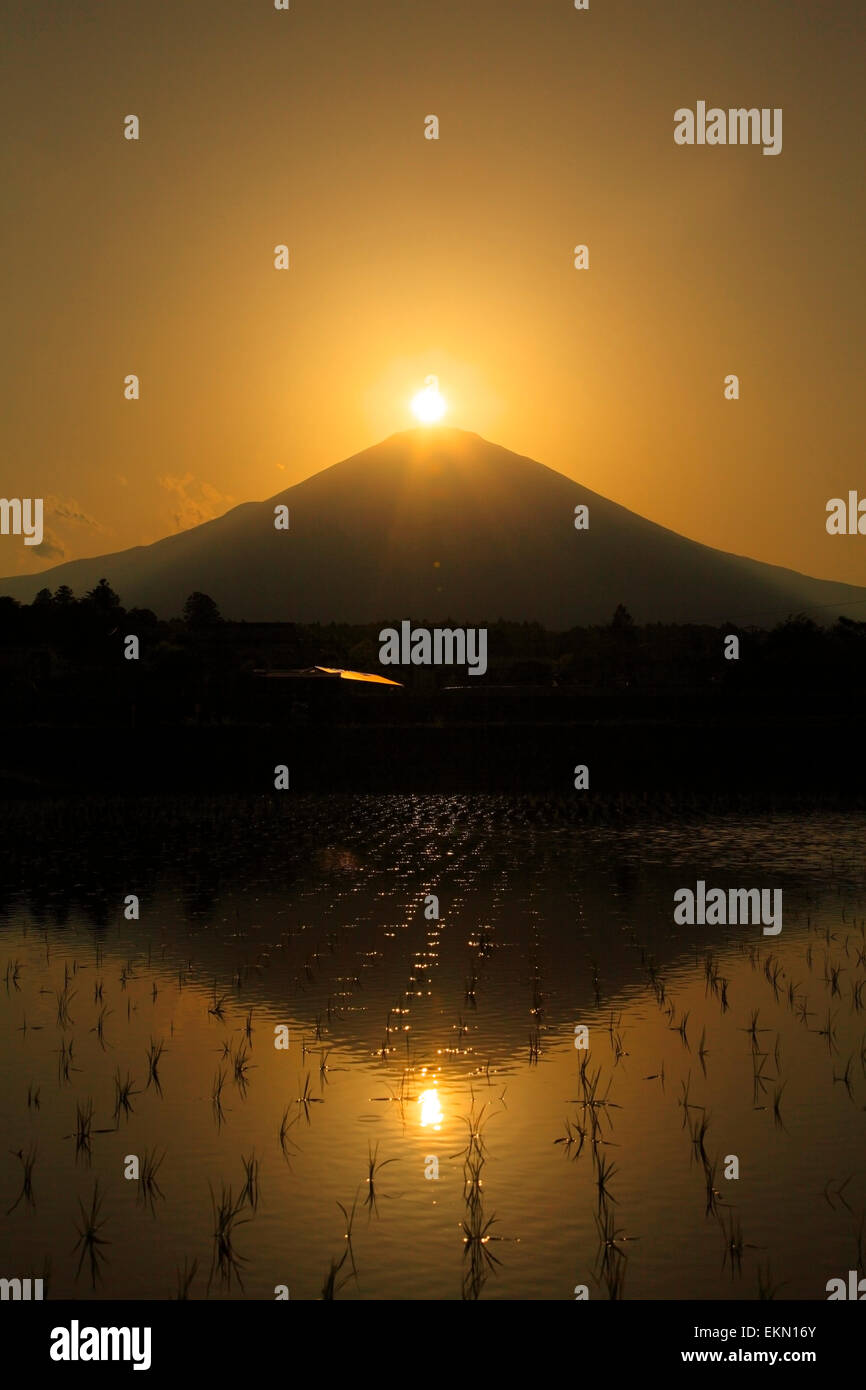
[3,0,864,584]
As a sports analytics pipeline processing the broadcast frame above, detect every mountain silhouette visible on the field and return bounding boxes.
[2,428,864,626]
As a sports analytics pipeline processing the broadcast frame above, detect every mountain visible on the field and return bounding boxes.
[2,429,863,626]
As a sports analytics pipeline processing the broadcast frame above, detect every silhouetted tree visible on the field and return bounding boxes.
[126,606,159,632]
[33,588,53,607]
[182,592,223,628]
[54,585,75,605]
[610,603,635,632]
[84,578,121,612]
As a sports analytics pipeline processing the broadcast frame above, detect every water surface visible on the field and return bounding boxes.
[1,797,864,1300]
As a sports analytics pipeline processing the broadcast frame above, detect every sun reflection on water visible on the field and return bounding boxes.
[418,1087,443,1129]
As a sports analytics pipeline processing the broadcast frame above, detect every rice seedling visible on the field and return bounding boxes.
[207,987,230,1020]
[597,1244,628,1299]
[720,1209,744,1277]
[833,1055,854,1099]
[320,1255,345,1299]
[823,1174,855,1214]
[593,1206,637,1298]
[68,1096,95,1161]
[595,1153,618,1208]
[212,1066,228,1127]
[278,1103,300,1161]
[240,1150,260,1211]
[322,1217,358,1301]
[742,1008,769,1053]
[207,1182,250,1293]
[594,1205,638,1260]
[690,1109,711,1167]
[608,1028,631,1067]
[296,1071,323,1123]
[703,1155,722,1217]
[461,1208,503,1300]
[795,993,814,1025]
[678,1071,695,1129]
[91,1004,112,1049]
[462,1139,485,1211]
[578,1061,619,1129]
[145,1036,166,1093]
[336,1193,359,1280]
[57,1037,77,1086]
[112,1069,139,1124]
[137,1148,166,1212]
[72,1180,110,1289]
[26,1083,40,1110]
[757,1261,786,1299]
[554,1114,586,1159]
[6,1143,37,1214]
[752,1050,771,1108]
[363,1141,397,1215]
[231,1039,255,1095]
[320,1198,360,1302]
[772,1081,787,1128]
[55,983,75,1029]
[173,1257,198,1300]
[817,1009,838,1055]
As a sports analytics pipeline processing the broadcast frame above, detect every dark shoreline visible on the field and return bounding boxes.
[0,715,861,798]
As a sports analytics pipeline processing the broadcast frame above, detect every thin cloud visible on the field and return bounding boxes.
[158,473,235,532]
[45,496,105,531]
[29,533,65,561]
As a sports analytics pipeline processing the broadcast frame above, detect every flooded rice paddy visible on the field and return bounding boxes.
[1,795,865,1300]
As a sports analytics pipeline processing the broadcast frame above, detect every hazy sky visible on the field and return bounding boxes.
[2,0,864,585]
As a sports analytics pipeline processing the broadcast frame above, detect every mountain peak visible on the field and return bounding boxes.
[1,432,864,626]
[381,425,485,445]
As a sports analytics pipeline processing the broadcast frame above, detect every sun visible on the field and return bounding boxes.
[411,375,447,424]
